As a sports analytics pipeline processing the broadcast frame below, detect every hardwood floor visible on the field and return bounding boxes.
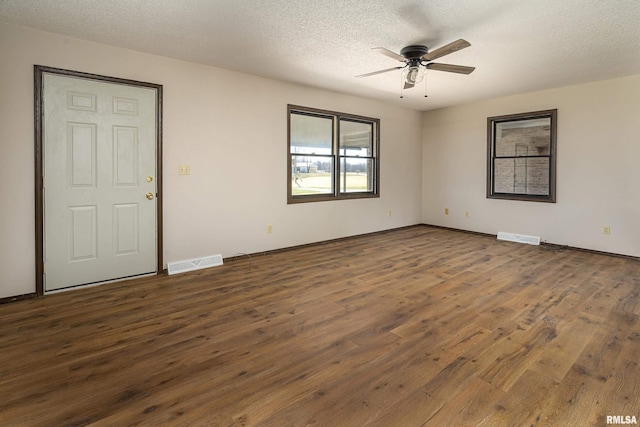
[1,226,638,426]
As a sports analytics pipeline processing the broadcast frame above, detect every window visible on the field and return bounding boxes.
[487,109,557,203]
[288,105,379,203]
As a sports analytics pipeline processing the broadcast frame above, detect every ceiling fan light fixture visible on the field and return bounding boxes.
[359,39,473,99]
[403,65,424,84]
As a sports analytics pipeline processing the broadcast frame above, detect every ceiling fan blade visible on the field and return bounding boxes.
[427,63,475,74]
[372,47,406,62]
[355,66,404,78]
[422,39,470,61]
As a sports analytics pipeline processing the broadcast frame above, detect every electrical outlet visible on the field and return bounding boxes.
[602,226,611,235]
[444,208,449,215]
[465,211,470,218]
[267,224,273,234]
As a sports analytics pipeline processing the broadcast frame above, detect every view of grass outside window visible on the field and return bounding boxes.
[288,105,379,203]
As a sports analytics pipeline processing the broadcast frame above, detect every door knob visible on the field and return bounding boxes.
[146,192,154,200]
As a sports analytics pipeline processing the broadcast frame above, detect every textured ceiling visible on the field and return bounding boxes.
[1,0,639,111]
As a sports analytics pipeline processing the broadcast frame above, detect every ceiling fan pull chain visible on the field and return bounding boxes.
[424,72,428,98]
[400,77,404,98]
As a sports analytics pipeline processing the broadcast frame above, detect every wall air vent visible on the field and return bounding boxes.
[167,254,223,275]
[497,232,541,246]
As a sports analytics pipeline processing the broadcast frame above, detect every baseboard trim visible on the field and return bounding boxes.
[225,225,422,263]
[418,223,495,238]
[0,292,38,305]
[420,223,639,261]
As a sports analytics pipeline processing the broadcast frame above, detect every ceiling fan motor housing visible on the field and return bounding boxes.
[355,39,474,84]
[400,45,429,60]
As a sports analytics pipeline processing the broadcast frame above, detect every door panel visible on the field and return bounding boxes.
[43,72,158,292]
[68,122,97,187]
[114,203,139,255]
[68,206,97,261]
[113,126,139,187]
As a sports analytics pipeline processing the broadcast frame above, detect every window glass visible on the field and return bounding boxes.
[288,106,379,203]
[493,158,549,195]
[487,109,556,203]
[291,154,334,196]
[339,120,372,155]
[290,114,332,155]
[340,158,374,193]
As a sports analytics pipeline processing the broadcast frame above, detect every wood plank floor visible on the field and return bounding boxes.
[1,226,638,426]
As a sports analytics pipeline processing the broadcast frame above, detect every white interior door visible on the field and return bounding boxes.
[43,73,158,292]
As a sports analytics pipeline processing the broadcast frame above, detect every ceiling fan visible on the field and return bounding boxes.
[356,39,475,97]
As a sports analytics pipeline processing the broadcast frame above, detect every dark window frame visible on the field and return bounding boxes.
[487,109,557,203]
[288,105,380,204]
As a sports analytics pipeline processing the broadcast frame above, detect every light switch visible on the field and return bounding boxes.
[178,164,190,175]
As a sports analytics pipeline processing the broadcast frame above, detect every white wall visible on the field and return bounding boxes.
[422,74,640,257]
[0,22,423,298]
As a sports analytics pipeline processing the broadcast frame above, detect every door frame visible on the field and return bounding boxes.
[34,65,163,296]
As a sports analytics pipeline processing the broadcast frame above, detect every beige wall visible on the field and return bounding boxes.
[2,20,638,299]
[422,74,640,257]
[0,22,423,298]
